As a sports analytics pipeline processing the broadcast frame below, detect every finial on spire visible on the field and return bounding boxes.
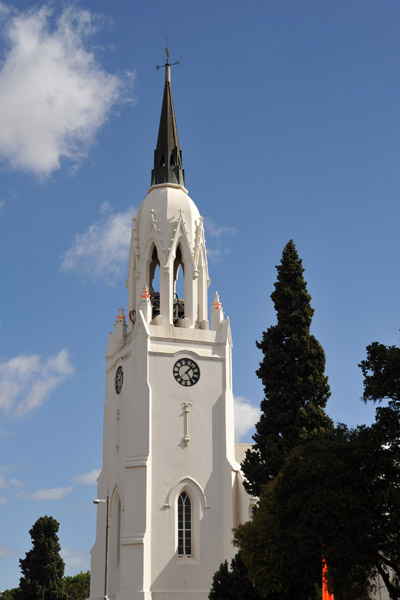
[165,35,169,64]
[156,37,179,82]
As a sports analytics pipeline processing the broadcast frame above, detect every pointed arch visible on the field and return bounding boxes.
[173,243,184,283]
[149,244,160,287]
[149,244,161,320]
[164,476,210,510]
[110,484,124,511]
[137,236,165,323]
[164,477,208,562]
[167,213,196,273]
[139,233,165,274]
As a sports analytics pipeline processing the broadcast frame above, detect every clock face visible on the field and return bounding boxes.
[173,358,200,387]
[115,366,124,394]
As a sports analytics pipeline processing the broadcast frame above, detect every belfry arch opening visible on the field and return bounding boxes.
[173,245,185,324]
[149,245,160,320]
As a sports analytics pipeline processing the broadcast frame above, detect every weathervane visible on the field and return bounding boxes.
[156,35,179,70]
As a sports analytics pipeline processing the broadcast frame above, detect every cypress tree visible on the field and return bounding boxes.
[17,515,67,600]
[242,240,332,496]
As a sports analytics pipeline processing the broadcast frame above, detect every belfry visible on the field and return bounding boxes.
[89,52,252,600]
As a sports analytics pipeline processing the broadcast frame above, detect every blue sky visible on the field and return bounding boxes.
[0,0,399,590]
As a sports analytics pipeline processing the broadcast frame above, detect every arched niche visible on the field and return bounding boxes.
[110,492,121,568]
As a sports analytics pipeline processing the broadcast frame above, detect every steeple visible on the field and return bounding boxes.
[151,47,185,187]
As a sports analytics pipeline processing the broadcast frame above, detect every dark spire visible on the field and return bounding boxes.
[151,51,185,187]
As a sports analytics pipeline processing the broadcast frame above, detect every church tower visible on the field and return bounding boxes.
[89,55,251,600]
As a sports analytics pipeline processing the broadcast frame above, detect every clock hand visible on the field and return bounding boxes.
[180,365,190,379]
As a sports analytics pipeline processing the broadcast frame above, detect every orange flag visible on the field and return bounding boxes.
[322,558,334,600]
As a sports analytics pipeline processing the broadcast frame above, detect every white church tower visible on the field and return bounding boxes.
[89,54,251,600]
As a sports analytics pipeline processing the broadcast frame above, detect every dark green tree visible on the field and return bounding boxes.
[359,341,400,598]
[242,240,332,495]
[209,552,265,600]
[64,571,90,600]
[359,341,400,404]
[16,516,66,600]
[234,339,400,600]
[235,430,374,600]
[0,589,18,600]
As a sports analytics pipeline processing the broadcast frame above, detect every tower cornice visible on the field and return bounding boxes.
[147,182,188,195]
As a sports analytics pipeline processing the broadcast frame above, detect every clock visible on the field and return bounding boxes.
[173,358,200,387]
[115,366,124,394]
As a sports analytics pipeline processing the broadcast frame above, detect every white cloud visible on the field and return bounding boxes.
[0,496,7,505]
[203,217,237,263]
[74,468,100,486]
[31,486,73,501]
[10,477,23,488]
[61,205,134,283]
[206,247,233,264]
[204,217,238,239]
[234,395,260,441]
[0,5,133,177]
[0,544,13,557]
[62,547,90,573]
[0,349,74,417]
[99,200,112,214]
[0,467,24,492]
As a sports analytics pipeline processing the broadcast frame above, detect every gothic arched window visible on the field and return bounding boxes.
[178,491,192,556]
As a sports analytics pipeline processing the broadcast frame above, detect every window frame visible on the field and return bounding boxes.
[177,490,192,557]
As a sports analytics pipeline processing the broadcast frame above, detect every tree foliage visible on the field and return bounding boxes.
[359,341,400,404]
[358,341,400,598]
[242,240,332,496]
[16,516,67,600]
[0,590,17,600]
[64,572,90,600]
[235,339,400,600]
[235,430,375,600]
[4,570,89,600]
[209,552,265,600]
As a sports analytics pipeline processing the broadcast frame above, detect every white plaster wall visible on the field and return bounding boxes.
[90,315,239,600]
[148,349,234,594]
[146,321,236,597]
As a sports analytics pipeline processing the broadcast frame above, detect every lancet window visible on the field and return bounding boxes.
[178,491,192,556]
